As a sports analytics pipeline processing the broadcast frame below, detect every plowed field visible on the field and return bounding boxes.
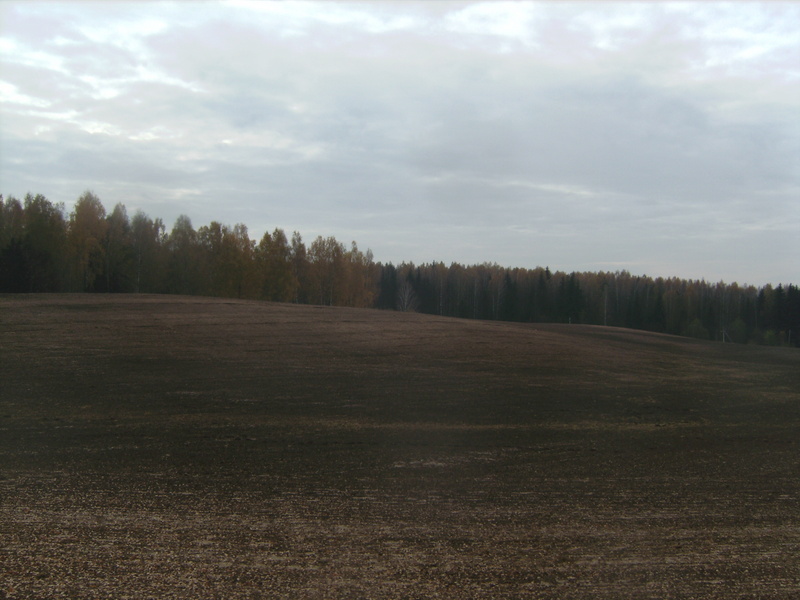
[1,294,798,598]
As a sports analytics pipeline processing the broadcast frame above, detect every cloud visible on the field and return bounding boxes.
[1,1,798,285]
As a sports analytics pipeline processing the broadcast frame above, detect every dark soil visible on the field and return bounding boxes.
[1,294,799,599]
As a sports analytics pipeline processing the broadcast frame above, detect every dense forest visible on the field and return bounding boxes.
[2,191,798,347]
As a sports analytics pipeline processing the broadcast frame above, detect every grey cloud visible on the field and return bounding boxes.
[1,1,797,285]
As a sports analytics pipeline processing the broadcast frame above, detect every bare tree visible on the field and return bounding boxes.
[397,278,418,312]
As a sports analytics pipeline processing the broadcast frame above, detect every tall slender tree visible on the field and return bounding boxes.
[68,191,108,291]
[103,203,133,292]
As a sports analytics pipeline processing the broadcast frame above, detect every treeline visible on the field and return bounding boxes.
[0,192,375,307]
[2,192,798,347]
[380,262,799,347]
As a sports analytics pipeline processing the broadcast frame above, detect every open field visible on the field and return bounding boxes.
[1,294,799,599]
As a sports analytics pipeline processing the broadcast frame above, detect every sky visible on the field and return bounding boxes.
[1,1,798,287]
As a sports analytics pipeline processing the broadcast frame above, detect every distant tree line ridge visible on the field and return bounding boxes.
[2,191,798,347]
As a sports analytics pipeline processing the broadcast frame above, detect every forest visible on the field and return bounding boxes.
[1,191,798,347]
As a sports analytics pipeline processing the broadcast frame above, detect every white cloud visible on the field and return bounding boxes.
[666,2,800,79]
[0,0,797,285]
[568,3,652,51]
[0,80,51,107]
[2,41,67,74]
[225,0,426,36]
[77,16,167,48]
[445,2,538,43]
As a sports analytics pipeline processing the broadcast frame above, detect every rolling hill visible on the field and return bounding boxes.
[1,294,798,598]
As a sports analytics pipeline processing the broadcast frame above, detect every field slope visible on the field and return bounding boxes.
[1,294,799,599]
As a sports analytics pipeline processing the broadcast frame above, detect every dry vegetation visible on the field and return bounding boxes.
[1,294,799,599]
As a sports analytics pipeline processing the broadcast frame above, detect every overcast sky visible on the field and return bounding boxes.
[1,1,798,286]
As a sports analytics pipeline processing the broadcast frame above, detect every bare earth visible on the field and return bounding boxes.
[1,294,799,599]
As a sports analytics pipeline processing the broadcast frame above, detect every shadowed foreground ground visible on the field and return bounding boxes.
[1,294,799,599]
